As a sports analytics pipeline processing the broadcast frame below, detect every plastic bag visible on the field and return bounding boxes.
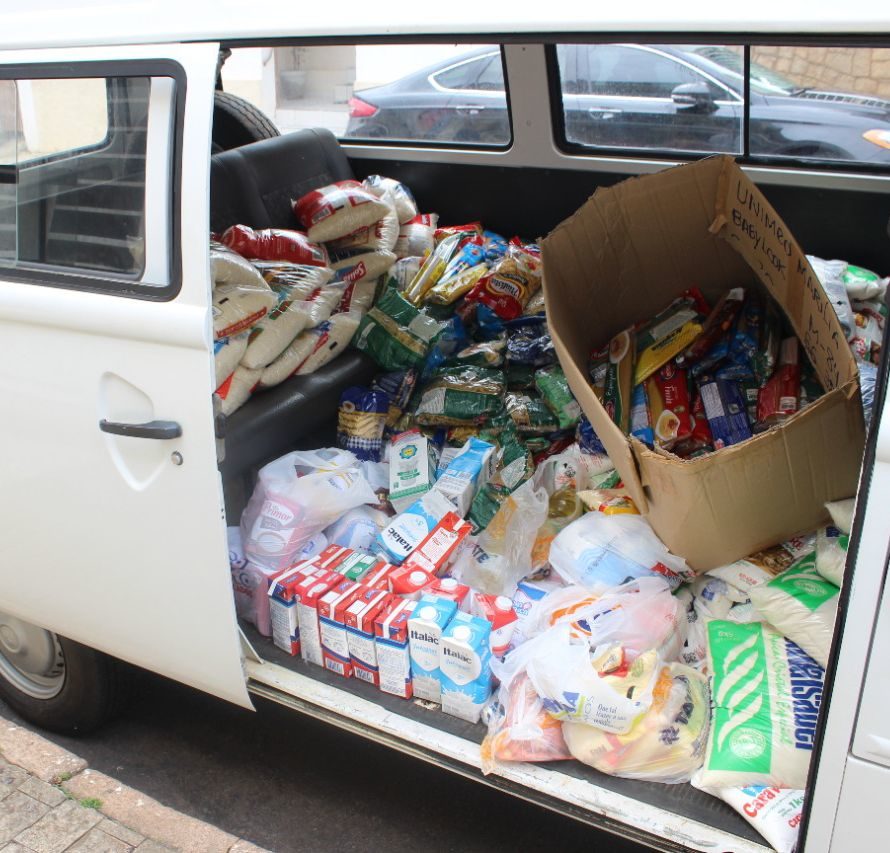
[258,327,321,389]
[363,175,418,224]
[549,513,693,594]
[328,247,396,287]
[859,359,878,427]
[292,180,392,243]
[414,366,506,426]
[251,260,338,321]
[214,331,249,388]
[467,244,542,319]
[352,287,444,371]
[216,364,261,416]
[323,505,391,552]
[807,255,861,339]
[220,225,328,267]
[815,525,847,586]
[240,448,377,572]
[326,188,400,254]
[451,478,548,596]
[825,497,855,534]
[402,233,462,304]
[534,365,581,430]
[749,553,839,667]
[562,661,710,783]
[700,619,823,789]
[394,214,438,259]
[504,392,558,434]
[336,386,390,462]
[210,244,277,339]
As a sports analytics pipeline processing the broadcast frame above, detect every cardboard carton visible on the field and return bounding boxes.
[542,156,864,570]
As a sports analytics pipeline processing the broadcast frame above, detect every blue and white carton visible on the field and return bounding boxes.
[374,489,455,565]
[431,437,496,516]
[407,594,458,702]
[439,612,493,723]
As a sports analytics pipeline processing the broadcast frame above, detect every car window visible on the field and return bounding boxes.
[222,44,511,146]
[580,45,707,98]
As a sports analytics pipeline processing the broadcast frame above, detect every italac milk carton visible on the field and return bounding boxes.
[298,570,346,666]
[439,612,493,723]
[431,437,496,516]
[375,598,417,698]
[389,429,439,513]
[318,580,364,677]
[374,489,455,565]
[408,595,458,702]
[344,588,395,686]
[401,512,472,577]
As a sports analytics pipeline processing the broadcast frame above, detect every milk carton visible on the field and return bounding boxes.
[470,592,519,658]
[431,437,496,516]
[345,588,395,686]
[318,580,363,677]
[435,445,461,480]
[268,565,328,655]
[401,512,472,577]
[375,598,417,698]
[336,550,382,582]
[389,565,436,600]
[360,560,399,591]
[298,570,345,666]
[389,429,439,512]
[408,595,458,702]
[374,490,455,565]
[429,577,471,611]
[510,578,562,649]
[439,612,493,723]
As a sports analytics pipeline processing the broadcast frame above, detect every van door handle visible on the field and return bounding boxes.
[99,419,182,439]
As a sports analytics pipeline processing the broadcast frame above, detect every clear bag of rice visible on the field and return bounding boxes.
[214,331,250,388]
[219,224,328,267]
[216,364,262,416]
[210,242,277,339]
[295,310,362,375]
[292,180,392,243]
[363,175,419,224]
[325,189,400,254]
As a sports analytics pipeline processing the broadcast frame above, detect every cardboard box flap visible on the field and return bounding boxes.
[711,156,858,391]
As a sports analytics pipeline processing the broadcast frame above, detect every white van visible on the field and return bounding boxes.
[1,5,888,851]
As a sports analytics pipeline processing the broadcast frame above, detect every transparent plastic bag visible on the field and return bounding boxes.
[363,175,419,224]
[215,364,261,416]
[549,513,692,593]
[210,243,277,339]
[213,331,249,388]
[292,180,392,243]
[240,448,377,572]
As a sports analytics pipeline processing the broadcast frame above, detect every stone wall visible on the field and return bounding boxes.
[752,46,890,99]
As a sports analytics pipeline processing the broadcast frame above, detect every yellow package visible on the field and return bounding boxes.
[634,319,703,386]
[578,489,639,515]
[425,262,488,305]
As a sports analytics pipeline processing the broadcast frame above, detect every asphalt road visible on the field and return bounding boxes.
[1,666,645,853]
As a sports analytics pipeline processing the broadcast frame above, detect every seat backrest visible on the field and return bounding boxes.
[210,128,354,234]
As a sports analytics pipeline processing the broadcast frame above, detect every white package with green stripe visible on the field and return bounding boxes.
[749,553,839,667]
[700,620,823,789]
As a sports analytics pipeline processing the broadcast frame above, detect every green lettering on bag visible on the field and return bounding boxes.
[767,553,838,612]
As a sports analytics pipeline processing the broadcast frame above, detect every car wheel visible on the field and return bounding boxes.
[0,613,121,735]
[212,91,280,152]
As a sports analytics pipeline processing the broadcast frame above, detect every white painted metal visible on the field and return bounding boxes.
[245,658,770,853]
[0,41,251,709]
[827,756,890,850]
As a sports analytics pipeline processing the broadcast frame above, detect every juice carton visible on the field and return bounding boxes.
[360,560,399,591]
[389,429,439,513]
[470,592,519,658]
[439,612,493,723]
[318,580,364,677]
[298,570,346,667]
[428,577,471,610]
[431,437,496,516]
[408,595,458,702]
[389,565,436,600]
[375,598,417,698]
[374,490,455,565]
[344,588,395,686]
[401,512,472,577]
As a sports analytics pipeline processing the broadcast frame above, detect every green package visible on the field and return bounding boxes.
[414,366,506,426]
[468,482,512,534]
[535,365,582,429]
[505,392,558,434]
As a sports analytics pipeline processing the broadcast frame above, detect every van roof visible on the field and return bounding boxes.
[2,0,889,51]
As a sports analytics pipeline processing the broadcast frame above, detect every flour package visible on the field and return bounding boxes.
[292,180,392,243]
[749,553,839,667]
[700,620,823,789]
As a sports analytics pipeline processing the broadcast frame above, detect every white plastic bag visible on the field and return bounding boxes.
[807,255,856,340]
[324,505,391,552]
[549,513,692,594]
[295,310,362,374]
[327,189,400,253]
[825,497,855,534]
[240,448,377,572]
[815,525,847,586]
[292,180,392,243]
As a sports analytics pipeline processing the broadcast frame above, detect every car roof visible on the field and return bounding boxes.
[2,0,889,50]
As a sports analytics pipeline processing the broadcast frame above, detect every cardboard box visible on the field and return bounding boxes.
[541,156,864,570]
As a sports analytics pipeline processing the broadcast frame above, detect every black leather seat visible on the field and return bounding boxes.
[211,129,377,489]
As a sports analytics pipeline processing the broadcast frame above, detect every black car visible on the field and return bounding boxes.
[345,44,890,163]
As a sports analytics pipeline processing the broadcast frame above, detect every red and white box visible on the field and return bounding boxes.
[470,592,519,658]
[267,563,329,656]
[344,588,395,686]
[374,598,417,698]
[360,561,398,591]
[428,577,471,610]
[298,570,346,667]
[389,565,436,600]
[318,580,364,677]
[401,512,472,577]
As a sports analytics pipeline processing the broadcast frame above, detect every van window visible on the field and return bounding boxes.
[221,44,511,146]
[0,72,176,286]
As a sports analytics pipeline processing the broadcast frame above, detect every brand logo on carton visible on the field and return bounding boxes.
[785,639,822,750]
[443,646,472,665]
[261,500,294,526]
[409,630,439,645]
[399,444,418,459]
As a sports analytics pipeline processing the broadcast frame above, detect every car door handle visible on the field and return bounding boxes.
[99,419,182,440]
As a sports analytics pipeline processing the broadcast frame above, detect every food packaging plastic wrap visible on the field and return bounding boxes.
[323,506,391,552]
[815,525,848,586]
[336,386,390,462]
[414,366,506,426]
[294,310,362,375]
[363,175,419,224]
[210,245,277,339]
[220,224,328,267]
[326,189,400,254]
[216,365,261,416]
[214,331,249,388]
[394,214,438,259]
[292,180,392,243]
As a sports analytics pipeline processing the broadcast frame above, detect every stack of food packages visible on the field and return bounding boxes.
[224,174,887,853]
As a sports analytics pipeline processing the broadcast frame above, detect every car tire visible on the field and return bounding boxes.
[212,91,280,152]
[0,618,122,736]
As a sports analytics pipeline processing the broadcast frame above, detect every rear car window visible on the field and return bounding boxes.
[0,71,177,289]
[221,44,511,146]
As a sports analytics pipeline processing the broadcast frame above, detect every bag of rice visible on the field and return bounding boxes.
[258,332,319,389]
[220,224,328,267]
[699,619,823,789]
[815,525,848,586]
[216,364,262,416]
[335,277,378,315]
[826,497,855,534]
[210,245,277,339]
[214,331,249,388]
[295,310,362,375]
[336,386,390,462]
[394,214,438,259]
[325,190,400,254]
[292,180,391,243]
[413,366,506,426]
[352,287,444,371]
[363,175,418,223]
[749,553,839,667]
[328,247,396,287]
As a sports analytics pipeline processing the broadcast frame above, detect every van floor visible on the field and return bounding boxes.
[240,621,763,849]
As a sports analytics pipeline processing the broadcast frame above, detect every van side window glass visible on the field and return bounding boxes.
[748,45,890,164]
[0,74,169,282]
[221,45,511,146]
[555,43,744,156]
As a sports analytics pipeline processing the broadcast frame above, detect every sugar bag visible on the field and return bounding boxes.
[258,329,319,389]
[211,245,277,339]
[295,310,361,375]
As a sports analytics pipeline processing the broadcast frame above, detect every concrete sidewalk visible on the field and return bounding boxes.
[0,717,268,853]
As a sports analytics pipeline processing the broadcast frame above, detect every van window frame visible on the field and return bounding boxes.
[0,58,186,302]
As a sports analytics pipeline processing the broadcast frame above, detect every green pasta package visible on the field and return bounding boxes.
[414,366,506,426]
